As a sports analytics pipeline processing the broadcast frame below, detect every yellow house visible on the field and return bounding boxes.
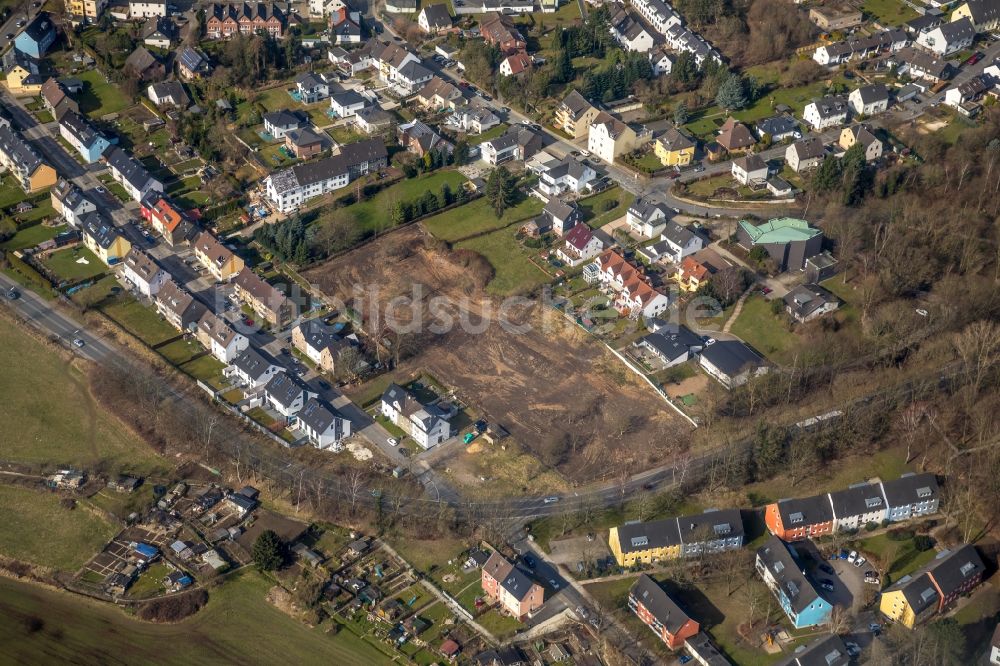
[654,128,696,167]
[879,572,939,628]
[193,231,245,282]
[0,125,57,193]
[80,213,132,265]
[66,0,107,23]
[608,518,683,567]
[951,1,1000,31]
[3,51,44,95]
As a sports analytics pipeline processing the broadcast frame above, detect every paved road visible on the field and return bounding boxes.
[0,2,43,52]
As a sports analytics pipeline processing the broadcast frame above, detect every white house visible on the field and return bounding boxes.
[120,247,168,297]
[649,48,675,76]
[105,146,163,203]
[803,96,849,130]
[881,472,939,522]
[264,139,387,213]
[944,74,991,108]
[129,0,165,18]
[264,372,317,421]
[263,110,308,139]
[785,137,826,173]
[657,220,704,264]
[195,311,249,363]
[381,383,453,449]
[916,17,975,56]
[848,83,889,116]
[594,250,670,319]
[699,340,768,388]
[829,482,889,531]
[226,348,283,391]
[630,0,681,34]
[556,224,604,267]
[626,197,670,238]
[296,398,351,450]
[51,180,96,227]
[447,106,501,135]
[146,81,189,108]
[329,89,368,118]
[537,157,596,196]
[294,71,330,104]
[417,3,451,33]
[731,154,768,186]
[610,9,655,53]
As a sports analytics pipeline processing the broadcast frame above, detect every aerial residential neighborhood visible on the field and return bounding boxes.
[0,0,997,662]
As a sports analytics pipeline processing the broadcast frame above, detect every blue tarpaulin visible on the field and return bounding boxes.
[134,543,158,558]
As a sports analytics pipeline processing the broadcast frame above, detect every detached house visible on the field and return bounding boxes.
[177,46,212,80]
[481,551,544,621]
[418,3,452,32]
[295,72,330,104]
[124,47,164,81]
[848,83,890,117]
[226,347,283,390]
[803,96,849,130]
[381,383,453,449]
[296,398,351,450]
[292,318,355,374]
[839,124,883,161]
[785,137,826,173]
[81,212,131,265]
[629,575,699,650]
[51,180,95,226]
[554,89,600,139]
[556,224,604,267]
[756,536,833,629]
[653,128,696,167]
[263,110,309,139]
[731,154,768,186]
[233,267,297,328]
[397,119,453,158]
[330,89,368,118]
[120,247,168,298]
[147,80,190,108]
[633,323,703,370]
[784,283,839,323]
[626,196,670,238]
[588,112,651,164]
[195,310,249,363]
[538,157,596,196]
[699,340,768,388]
[916,17,975,56]
[479,126,542,165]
[193,231,244,282]
[480,12,526,54]
[263,372,317,421]
[105,146,164,202]
[715,117,756,154]
[652,219,705,264]
[880,545,985,628]
[415,77,464,111]
[155,280,206,332]
[610,8,655,53]
[755,115,800,143]
[531,198,580,236]
[499,52,533,77]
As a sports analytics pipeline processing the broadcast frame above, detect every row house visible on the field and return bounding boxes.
[120,247,168,298]
[129,0,165,18]
[193,231,244,282]
[264,138,387,213]
[105,146,163,202]
[756,536,833,629]
[225,347,283,391]
[195,310,249,363]
[629,575,699,650]
[880,545,985,628]
[813,29,908,66]
[140,195,195,246]
[594,249,670,319]
[553,89,600,139]
[0,124,57,193]
[630,0,681,35]
[481,551,544,621]
[292,318,353,374]
[66,0,107,24]
[951,0,1000,31]
[295,397,351,450]
[555,224,604,267]
[664,24,721,65]
[205,3,287,39]
[58,110,111,164]
[609,509,744,566]
[80,212,131,266]
[380,383,453,449]
[766,473,940,541]
[155,280,207,332]
[610,8,655,53]
[233,267,297,328]
[51,180,96,226]
[915,17,975,56]
[262,371,317,423]
[41,78,79,120]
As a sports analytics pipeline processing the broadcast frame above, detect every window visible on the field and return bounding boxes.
[865,496,883,508]
[631,536,648,548]
[789,511,804,524]
[917,486,933,498]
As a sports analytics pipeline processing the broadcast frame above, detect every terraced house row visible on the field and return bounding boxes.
[608,508,744,566]
[764,472,939,542]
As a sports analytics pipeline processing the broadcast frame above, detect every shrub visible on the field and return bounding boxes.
[914,535,934,552]
[600,198,618,212]
[136,589,208,622]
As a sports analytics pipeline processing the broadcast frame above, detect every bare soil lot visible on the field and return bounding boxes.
[303,227,692,483]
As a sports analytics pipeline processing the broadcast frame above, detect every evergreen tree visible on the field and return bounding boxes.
[673,101,689,126]
[453,140,470,166]
[485,166,517,218]
[716,73,748,110]
[252,530,284,571]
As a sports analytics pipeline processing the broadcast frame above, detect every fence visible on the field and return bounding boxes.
[604,343,699,427]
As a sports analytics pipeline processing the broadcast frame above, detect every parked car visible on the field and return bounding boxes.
[839,550,849,559]
[387,438,399,447]
[847,550,858,563]
[966,51,984,65]
[854,556,866,568]
[819,563,835,575]
[820,582,835,592]
[693,165,705,172]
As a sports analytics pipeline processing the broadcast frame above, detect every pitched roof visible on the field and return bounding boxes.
[733,153,767,173]
[591,111,630,139]
[264,371,312,410]
[105,146,157,191]
[297,397,347,433]
[196,310,240,348]
[263,109,308,129]
[501,52,532,75]
[230,346,279,379]
[784,283,838,320]
[0,125,47,177]
[881,472,939,507]
[717,118,755,150]
[60,109,107,150]
[791,137,826,161]
[20,12,54,43]
[559,89,593,118]
[676,508,744,544]
[808,95,849,119]
[628,196,669,223]
[852,83,889,104]
[177,46,211,73]
[629,575,694,635]
[125,47,159,73]
[700,340,766,377]
[827,480,885,518]
[123,247,164,283]
[756,536,824,614]
[193,231,237,268]
[925,545,985,597]
[656,127,695,151]
[614,516,682,553]
[776,493,834,527]
[155,279,205,321]
[234,267,289,314]
[420,3,451,28]
[417,76,462,102]
[777,634,849,666]
[563,224,595,251]
[482,551,514,583]
[756,114,799,137]
[937,16,975,41]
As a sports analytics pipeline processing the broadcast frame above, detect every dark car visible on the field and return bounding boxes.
[522,553,536,568]
[819,563,835,575]
[7,287,20,299]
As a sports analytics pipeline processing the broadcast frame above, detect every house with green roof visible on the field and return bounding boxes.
[736,217,824,271]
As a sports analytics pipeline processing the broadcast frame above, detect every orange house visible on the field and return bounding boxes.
[629,574,699,649]
[765,495,835,542]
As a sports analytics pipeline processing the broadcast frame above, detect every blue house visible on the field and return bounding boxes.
[755,536,833,629]
[58,110,111,164]
[14,13,56,58]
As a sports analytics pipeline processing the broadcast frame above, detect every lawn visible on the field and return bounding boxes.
[728,295,801,364]
[423,195,543,242]
[579,187,634,229]
[0,485,117,572]
[0,571,393,664]
[179,354,228,389]
[387,536,468,576]
[156,338,203,365]
[468,123,509,145]
[0,315,163,471]
[76,68,132,118]
[326,124,367,145]
[857,532,939,583]
[317,170,468,237]
[476,607,522,639]
[128,563,172,599]
[0,223,66,251]
[863,0,918,25]
[102,298,179,346]
[455,226,552,296]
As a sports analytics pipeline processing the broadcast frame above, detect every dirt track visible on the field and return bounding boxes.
[304,227,693,482]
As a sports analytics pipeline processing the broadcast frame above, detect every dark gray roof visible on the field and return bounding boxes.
[937,17,975,42]
[230,347,279,380]
[297,397,347,433]
[559,89,593,118]
[330,89,366,107]
[677,508,744,544]
[149,80,189,106]
[21,12,55,44]
[777,633,849,666]
[263,109,308,129]
[285,127,328,148]
[684,633,732,666]
[809,95,849,119]
[791,137,826,160]
[178,46,210,73]
[756,115,799,137]
[783,283,838,319]
[628,196,669,224]
[639,324,701,362]
[499,566,536,601]
[0,125,46,176]
[543,197,575,222]
[615,517,681,553]
[925,545,984,598]
[356,106,393,125]
[700,340,765,377]
[629,575,692,635]
[828,481,885,518]
[295,318,346,355]
[906,14,941,32]
[776,493,834,527]
[421,3,451,28]
[105,146,158,191]
[853,83,889,105]
[881,472,938,508]
[397,60,432,82]
[80,211,122,250]
[264,371,312,410]
[890,572,939,615]
[756,536,823,614]
[295,71,328,88]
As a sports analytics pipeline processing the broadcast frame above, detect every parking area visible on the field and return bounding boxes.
[795,541,876,612]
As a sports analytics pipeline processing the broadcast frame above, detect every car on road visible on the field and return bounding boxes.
[845,642,861,658]
[7,287,19,299]
[387,437,399,446]
[854,555,866,568]
[16,19,24,26]
[869,623,882,635]
[693,166,705,172]
[847,550,858,563]
[73,337,86,348]
[589,618,600,629]
[760,286,772,294]
[242,316,254,326]
[543,496,560,504]
[95,186,106,193]
[4,33,12,39]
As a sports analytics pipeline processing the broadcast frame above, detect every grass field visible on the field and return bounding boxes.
[317,171,468,237]
[156,338,202,365]
[858,532,938,582]
[76,69,132,118]
[0,223,66,252]
[455,226,551,296]
[0,485,117,572]
[0,571,394,664]
[579,187,634,229]
[42,247,106,282]
[468,123,509,145]
[729,295,801,364]
[863,0,918,25]
[422,195,543,242]
[0,316,163,472]
[102,298,179,346]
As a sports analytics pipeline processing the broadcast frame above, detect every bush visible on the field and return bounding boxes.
[136,589,208,622]
[914,535,934,552]
[887,528,914,542]
[600,199,619,212]
[865,521,878,532]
